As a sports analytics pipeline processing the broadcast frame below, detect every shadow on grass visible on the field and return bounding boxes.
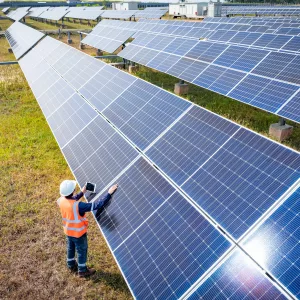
[90,270,130,294]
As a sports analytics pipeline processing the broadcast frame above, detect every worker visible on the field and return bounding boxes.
[57,180,118,278]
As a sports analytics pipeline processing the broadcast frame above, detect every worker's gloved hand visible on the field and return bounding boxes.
[81,185,87,194]
[108,184,118,195]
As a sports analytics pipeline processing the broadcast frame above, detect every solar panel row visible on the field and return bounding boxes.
[2,7,10,13]
[222,6,300,16]
[65,7,104,21]
[5,21,45,59]
[16,32,300,299]
[96,19,300,54]
[7,8,29,21]
[118,34,300,123]
[81,25,135,53]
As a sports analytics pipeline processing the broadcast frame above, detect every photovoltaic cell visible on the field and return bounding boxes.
[61,116,139,192]
[229,74,298,113]
[243,187,300,298]
[277,90,300,123]
[114,189,232,300]
[5,22,45,59]
[182,127,300,239]
[95,157,175,250]
[79,66,137,111]
[188,249,287,300]
[46,93,98,148]
[146,106,240,186]
[103,79,191,150]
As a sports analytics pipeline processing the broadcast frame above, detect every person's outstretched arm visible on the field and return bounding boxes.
[78,184,118,216]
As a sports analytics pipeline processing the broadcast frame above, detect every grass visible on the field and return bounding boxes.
[0,65,132,299]
[132,66,300,151]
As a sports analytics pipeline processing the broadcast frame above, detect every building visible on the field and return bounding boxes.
[114,2,138,10]
[169,0,222,18]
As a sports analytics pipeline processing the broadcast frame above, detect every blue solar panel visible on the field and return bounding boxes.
[209,69,246,95]
[276,55,300,84]
[79,66,137,111]
[182,127,300,239]
[95,157,175,250]
[243,187,300,299]
[188,249,288,300]
[36,78,75,118]
[61,116,139,191]
[113,188,232,300]
[163,38,198,56]
[282,36,300,52]
[251,52,296,82]
[146,106,240,186]
[47,93,98,148]
[179,60,208,83]
[277,90,300,123]
[214,46,269,72]
[229,75,298,112]
[103,79,191,150]
[185,42,228,63]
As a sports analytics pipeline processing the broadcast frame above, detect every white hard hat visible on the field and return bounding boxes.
[60,180,77,196]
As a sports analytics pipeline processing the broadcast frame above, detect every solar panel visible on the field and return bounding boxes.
[38,7,69,21]
[7,9,29,21]
[118,31,300,123]
[28,6,50,17]
[186,249,289,299]
[101,10,136,20]
[5,22,45,60]
[242,187,300,299]
[103,80,191,150]
[81,26,135,53]
[18,35,300,300]
[2,7,10,13]
[111,181,232,299]
[65,8,104,20]
[146,105,300,239]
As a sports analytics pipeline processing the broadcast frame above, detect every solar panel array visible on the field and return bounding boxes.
[222,6,300,16]
[7,8,29,21]
[118,31,300,123]
[13,22,300,299]
[5,22,44,59]
[38,6,69,21]
[96,18,300,55]
[2,7,10,13]
[65,7,104,21]
[27,6,50,18]
[100,9,167,20]
[82,24,135,53]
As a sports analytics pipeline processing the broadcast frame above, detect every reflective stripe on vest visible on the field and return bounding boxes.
[58,198,88,238]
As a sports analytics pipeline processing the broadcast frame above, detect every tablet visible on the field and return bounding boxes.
[86,182,96,193]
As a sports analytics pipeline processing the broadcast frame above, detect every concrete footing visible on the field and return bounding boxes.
[129,65,139,73]
[8,48,12,53]
[269,123,293,142]
[79,43,85,50]
[174,82,189,95]
[67,39,72,44]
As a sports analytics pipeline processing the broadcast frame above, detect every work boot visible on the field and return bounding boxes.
[78,268,96,278]
[68,262,78,273]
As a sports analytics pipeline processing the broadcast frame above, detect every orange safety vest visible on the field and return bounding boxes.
[57,197,88,238]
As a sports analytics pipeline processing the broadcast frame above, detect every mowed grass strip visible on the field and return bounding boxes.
[0,65,132,300]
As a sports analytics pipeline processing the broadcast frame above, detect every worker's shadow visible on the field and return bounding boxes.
[94,201,119,232]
